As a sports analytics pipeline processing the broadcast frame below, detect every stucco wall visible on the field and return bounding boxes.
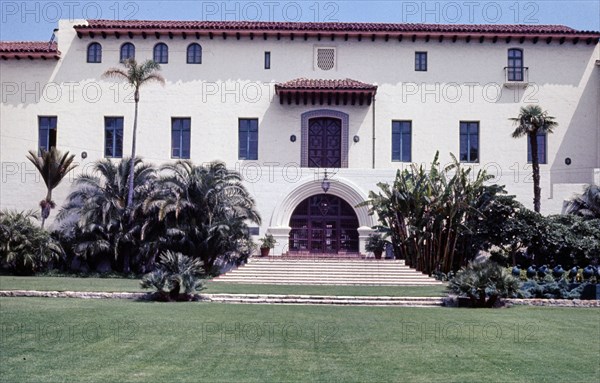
[1,20,599,250]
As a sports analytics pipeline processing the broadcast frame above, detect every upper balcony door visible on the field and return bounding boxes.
[307,117,342,168]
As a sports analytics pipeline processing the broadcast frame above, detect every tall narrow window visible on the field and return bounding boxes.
[105,117,124,158]
[415,52,427,71]
[120,43,135,62]
[87,42,102,63]
[38,116,57,152]
[153,43,169,64]
[264,51,271,69]
[460,121,479,163]
[507,48,524,81]
[171,118,191,159]
[391,121,412,162]
[239,119,258,160]
[187,43,202,64]
[527,131,547,164]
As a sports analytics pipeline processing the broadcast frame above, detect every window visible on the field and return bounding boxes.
[527,131,547,164]
[38,116,57,152]
[415,52,427,71]
[315,47,336,71]
[171,118,191,159]
[153,43,169,64]
[120,43,135,62]
[507,48,524,81]
[238,118,258,160]
[391,121,412,162]
[87,42,102,63]
[264,51,271,69]
[104,117,124,158]
[187,43,202,64]
[460,121,479,163]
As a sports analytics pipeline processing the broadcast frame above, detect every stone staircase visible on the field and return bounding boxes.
[213,258,443,286]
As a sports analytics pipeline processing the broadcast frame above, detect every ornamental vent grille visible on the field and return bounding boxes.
[316,48,336,71]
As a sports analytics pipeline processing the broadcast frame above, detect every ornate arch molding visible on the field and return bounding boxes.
[301,109,349,168]
[269,176,374,229]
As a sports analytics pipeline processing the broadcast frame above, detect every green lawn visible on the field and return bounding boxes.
[0,276,447,297]
[1,298,598,383]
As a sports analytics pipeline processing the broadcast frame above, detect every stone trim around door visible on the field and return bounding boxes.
[267,176,375,255]
[301,109,349,168]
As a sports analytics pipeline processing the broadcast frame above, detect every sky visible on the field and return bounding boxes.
[0,0,599,42]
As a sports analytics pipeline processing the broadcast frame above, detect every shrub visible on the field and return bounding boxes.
[518,279,589,300]
[141,251,204,301]
[448,260,519,307]
[0,210,62,275]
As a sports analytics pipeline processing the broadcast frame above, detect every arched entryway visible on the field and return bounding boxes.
[289,194,359,254]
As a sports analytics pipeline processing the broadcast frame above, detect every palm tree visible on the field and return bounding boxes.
[26,148,78,228]
[102,58,165,210]
[57,158,156,273]
[565,184,600,219]
[0,209,62,275]
[144,161,261,274]
[510,105,558,213]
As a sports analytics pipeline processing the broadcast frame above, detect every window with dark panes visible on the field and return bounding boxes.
[392,121,412,162]
[507,48,524,81]
[460,121,479,163]
[415,52,427,71]
[87,42,102,63]
[105,117,124,158]
[238,119,258,160]
[38,116,57,152]
[171,118,191,159]
[527,131,547,164]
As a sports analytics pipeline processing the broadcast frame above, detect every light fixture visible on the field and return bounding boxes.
[353,135,360,143]
[321,170,330,193]
[290,135,296,142]
[565,157,571,165]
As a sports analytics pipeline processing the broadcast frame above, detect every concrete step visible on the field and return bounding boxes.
[202,294,443,306]
[215,274,436,281]
[225,270,428,275]
[215,257,440,286]
[212,280,443,285]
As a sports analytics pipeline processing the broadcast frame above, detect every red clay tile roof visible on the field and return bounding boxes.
[276,78,377,91]
[0,41,60,59]
[0,41,58,53]
[75,20,599,36]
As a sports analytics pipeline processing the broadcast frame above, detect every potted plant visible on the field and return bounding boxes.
[365,234,388,259]
[258,234,277,257]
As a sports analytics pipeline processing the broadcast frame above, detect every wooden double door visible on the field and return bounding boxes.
[307,117,342,168]
[289,194,359,254]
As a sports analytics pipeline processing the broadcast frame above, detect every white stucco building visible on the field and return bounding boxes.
[1,19,599,255]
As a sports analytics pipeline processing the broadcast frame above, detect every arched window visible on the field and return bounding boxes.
[507,48,524,81]
[187,43,202,64]
[87,42,102,63]
[120,43,135,63]
[153,43,168,64]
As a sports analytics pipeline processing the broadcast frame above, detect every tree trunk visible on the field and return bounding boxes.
[126,96,139,209]
[40,189,53,229]
[529,132,541,213]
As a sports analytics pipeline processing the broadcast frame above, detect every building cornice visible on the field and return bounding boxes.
[73,20,600,45]
[0,41,60,60]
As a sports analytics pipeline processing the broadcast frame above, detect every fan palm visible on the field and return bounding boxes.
[0,210,62,274]
[144,161,261,274]
[510,105,558,213]
[26,148,78,228]
[565,184,600,219]
[102,58,165,210]
[57,158,156,273]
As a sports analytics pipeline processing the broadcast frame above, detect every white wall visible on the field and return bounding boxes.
[1,20,599,241]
